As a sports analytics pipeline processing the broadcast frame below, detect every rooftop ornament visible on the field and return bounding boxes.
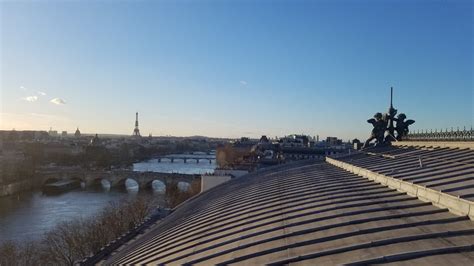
[362,87,415,149]
[407,126,474,141]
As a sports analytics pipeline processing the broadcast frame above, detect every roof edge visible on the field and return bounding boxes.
[326,156,474,220]
[393,141,474,150]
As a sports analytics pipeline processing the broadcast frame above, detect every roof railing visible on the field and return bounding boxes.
[406,126,474,142]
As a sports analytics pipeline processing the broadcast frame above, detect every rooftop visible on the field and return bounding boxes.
[103,142,474,265]
[337,144,474,201]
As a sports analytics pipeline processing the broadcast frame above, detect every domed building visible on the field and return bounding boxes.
[89,134,101,146]
[74,127,81,138]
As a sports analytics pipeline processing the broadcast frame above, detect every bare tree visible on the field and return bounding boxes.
[0,195,162,265]
[164,179,201,208]
[0,241,19,266]
[41,220,90,265]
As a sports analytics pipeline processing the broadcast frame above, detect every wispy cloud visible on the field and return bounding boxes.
[22,96,38,102]
[19,85,47,96]
[50,98,66,105]
[240,80,248,86]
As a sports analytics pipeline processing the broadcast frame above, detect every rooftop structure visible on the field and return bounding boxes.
[48,127,58,137]
[101,141,474,265]
[75,127,81,138]
[89,134,101,146]
[363,87,415,148]
[407,127,474,142]
[279,134,310,148]
[133,112,141,137]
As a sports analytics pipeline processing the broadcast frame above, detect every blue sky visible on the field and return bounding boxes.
[1,0,472,139]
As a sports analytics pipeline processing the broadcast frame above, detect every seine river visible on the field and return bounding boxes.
[0,153,216,243]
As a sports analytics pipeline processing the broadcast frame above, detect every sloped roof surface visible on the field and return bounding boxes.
[105,157,474,265]
[341,145,474,201]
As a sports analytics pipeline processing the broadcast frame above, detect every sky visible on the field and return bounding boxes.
[0,0,472,140]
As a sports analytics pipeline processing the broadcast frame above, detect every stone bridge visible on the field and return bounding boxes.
[37,168,199,190]
[156,155,215,164]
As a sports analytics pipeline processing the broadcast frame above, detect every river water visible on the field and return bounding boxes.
[133,152,216,174]
[0,153,216,243]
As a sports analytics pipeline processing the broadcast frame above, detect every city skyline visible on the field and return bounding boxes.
[1,0,473,140]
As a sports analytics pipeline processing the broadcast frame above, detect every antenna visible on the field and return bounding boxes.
[386,87,397,141]
[390,86,393,108]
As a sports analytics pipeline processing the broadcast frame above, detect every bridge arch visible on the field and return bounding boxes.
[91,178,112,190]
[156,156,216,164]
[116,177,140,192]
[147,179,166,194]
[177,181,191,192]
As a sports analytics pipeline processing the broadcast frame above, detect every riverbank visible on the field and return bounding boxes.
[0,179,201,265]
[0,195,159,265]
[0,180,34,197]
[0,189,149,242]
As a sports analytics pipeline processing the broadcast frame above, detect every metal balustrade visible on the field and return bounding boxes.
[407,126,474,141]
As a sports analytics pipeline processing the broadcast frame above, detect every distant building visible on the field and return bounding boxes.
[48,127,58,137]
[61,131,68,138]
[352,138,362,150]
[74,128,81,138]
[89,134,101,146]
[216,137,258,169]
[34,131,49,140]
[259,135,270,143]
[326,136,342,146]
[279,135,309,148]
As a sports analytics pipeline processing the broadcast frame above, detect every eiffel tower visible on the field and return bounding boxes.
[133,112,141,137]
